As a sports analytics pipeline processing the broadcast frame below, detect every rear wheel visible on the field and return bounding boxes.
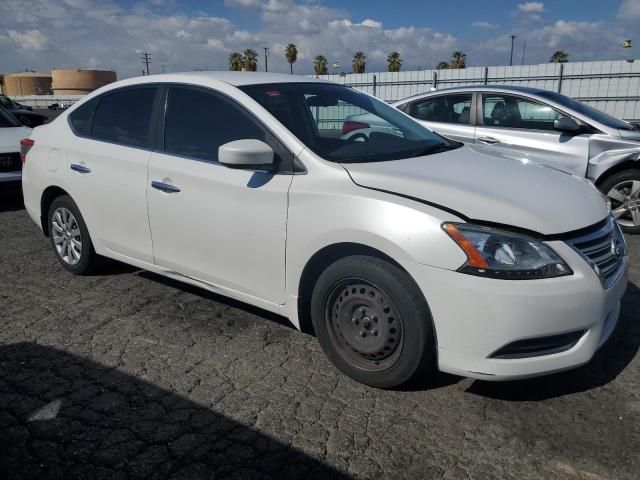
[599,169,640,234]
[310,255,436,388]
[47,195,100,274]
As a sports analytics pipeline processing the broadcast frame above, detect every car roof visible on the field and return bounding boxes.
[394,85,549,104]
[130,71,332,87]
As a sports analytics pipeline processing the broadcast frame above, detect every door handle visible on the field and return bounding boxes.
[70,163,91,173]
[477,136,501,144]
[151,181,181,193]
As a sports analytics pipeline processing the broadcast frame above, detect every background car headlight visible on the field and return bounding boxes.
[443,223,572,279]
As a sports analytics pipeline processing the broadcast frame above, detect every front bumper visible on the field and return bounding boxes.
[401,240,628,381]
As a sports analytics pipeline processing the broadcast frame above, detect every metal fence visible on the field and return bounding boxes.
[318,60,640,121]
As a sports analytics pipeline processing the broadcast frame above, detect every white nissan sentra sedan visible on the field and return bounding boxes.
[21,73,628,388]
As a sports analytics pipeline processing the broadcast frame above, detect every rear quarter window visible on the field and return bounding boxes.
[68,97,100,137]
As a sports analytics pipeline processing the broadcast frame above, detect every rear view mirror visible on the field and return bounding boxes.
[306,94,339,107]
[554,117,580,132]
[218,139,274,169]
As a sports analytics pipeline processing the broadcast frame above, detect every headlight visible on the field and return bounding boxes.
[443,223,572,279]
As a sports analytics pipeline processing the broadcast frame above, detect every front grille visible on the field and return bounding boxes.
[566,216,626,289]
[0,152,21,173]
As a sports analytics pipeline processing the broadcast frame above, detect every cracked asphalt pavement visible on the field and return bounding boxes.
[0,188,639,479]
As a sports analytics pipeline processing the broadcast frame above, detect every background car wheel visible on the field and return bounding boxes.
[599,169,640,234]
[48,195,99,274]
[310,255,436,388]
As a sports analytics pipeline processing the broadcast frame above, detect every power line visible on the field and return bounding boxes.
[141,52,152,75]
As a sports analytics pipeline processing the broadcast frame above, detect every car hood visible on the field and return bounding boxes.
[618,129,640,141]
[343,145,608,235]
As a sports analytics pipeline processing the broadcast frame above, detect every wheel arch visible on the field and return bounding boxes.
[297,242,415,334]
[40,185,70,236]
[593,160,640,186]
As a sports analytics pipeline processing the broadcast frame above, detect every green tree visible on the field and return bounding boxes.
[549,50,569,63]
[242,48,258,71]
[450,51,466,69]
[352,51,366,74]
[313,55,328,75]
[228,52,243,71]
[436,61,450,69]
[387,51,402,72]
[285,43,298,74]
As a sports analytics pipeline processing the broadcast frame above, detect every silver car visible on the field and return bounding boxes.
[393,86,640,233]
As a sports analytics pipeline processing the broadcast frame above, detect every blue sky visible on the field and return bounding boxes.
[1,0,638,77]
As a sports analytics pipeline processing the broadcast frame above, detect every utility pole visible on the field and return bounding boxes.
[263,46,270,72]
[521,40,526,65]
[141,52,152,76]
[509,35,516,66]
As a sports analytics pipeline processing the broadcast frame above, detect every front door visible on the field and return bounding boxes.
[147,85,291,304]
[474,93,590,176]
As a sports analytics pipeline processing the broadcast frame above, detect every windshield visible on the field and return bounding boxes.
[538,91,634,131]
[0,106,21,128]
[240,82,459,163]
[0,96,17,109]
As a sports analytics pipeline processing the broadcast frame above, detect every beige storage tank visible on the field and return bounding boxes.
[1,72,53,96]
[51,69,117,95]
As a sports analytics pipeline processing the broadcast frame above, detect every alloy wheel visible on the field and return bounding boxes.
[607,180,640,227]
[51,207,83,265]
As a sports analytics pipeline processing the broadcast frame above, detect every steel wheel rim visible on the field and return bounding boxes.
[324,279,403,372]
[52,207,82,265]
[607,180,640,227]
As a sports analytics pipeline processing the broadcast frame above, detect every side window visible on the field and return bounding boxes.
[91,88,157,148]
[407,94,472,124]
[68,97,99,137]
[163,87,268,162]
[483,94,563,130]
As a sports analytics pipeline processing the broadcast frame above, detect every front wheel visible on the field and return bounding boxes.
[599,169,640,234]
[310,255,436,388]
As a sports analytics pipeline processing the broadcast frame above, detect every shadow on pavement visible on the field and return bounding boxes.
[0,342,349,480]
[466,281,640,401]
[0,185,24,212]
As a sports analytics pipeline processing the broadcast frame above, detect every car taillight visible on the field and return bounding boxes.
[20,138,34,163]
[341,120,370,135]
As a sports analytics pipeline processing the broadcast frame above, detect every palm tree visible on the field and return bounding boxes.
[228,52,243,71]
[387,51,402,72]
[284,43,298,74]
[549,50,569,63]
[242,48,258,71]
[450,51,466,69]
[352,51,366,74]
[436,61,449,69]
[313,55,328,75]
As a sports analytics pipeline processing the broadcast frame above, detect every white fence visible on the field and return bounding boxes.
[318,60,640,121]
[11,95,83,109]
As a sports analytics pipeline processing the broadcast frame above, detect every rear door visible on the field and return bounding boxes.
[474,93,589,176]
[400,93,475,143]
[66,85,161,263]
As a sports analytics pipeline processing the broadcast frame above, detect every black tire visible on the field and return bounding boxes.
[598,169,640,234]
[47,195,100,274]
[310,255,436,388]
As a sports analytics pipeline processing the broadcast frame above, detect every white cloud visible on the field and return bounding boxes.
[472,21,499,29]
[361,19,382,28]
[518,2,544,13]
[7,29,48,51]
[618,0,640,18]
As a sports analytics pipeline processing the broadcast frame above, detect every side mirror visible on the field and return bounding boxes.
[554,117,580,132]
[218,139,274,170]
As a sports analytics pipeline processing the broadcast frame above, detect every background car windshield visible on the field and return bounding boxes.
[240,83,455,163]
[0,106,21,128]
[538,91,634,131]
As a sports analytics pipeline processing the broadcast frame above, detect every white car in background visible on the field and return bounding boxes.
[0,106,31,184]
[21,73,628,388]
